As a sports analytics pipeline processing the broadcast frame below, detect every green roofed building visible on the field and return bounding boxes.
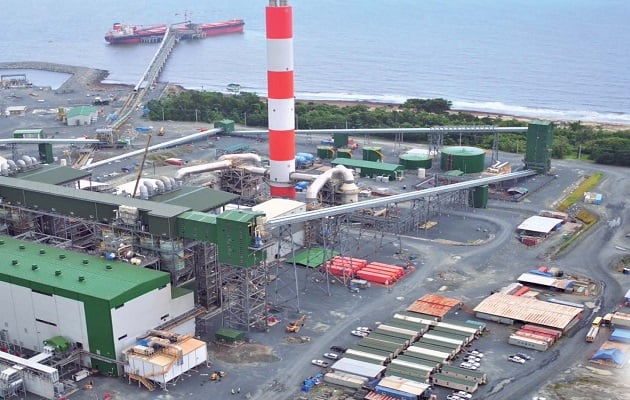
[66,106,99,126]
[0,236,196,376]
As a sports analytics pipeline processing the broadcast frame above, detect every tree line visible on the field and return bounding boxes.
[146,91,630,167]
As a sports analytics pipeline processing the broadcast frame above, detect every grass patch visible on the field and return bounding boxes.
[557,173,603,211]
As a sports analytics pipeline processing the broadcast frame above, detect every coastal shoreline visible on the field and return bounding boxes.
[2,62,628,131]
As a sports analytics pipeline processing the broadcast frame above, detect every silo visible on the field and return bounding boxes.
[363,146,384,162]
[399,153,433,170]
[440,146,485,173]
[468,185,489,208]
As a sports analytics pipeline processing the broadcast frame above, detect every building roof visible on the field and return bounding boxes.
[473,293,582,330]
[252,198,305,220]
[377,375,430,395]
[67,106,98,118]
[332,357,386,379]
[0,235,170,306]
[151,186,238,212]
[406,294,463,317]
[518,216,564,233]
[331,158,404,171]
[15,165,92,185]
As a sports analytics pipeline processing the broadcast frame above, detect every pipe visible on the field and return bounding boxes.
[289,172,318,182]
[241,166,268,176]
[305,165,358,205]
[218,153,262,165]
[174,160,232,180]
[81,128,222,170]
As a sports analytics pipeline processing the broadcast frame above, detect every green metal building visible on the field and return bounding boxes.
[331,158,404,181]
[0,235,194,376]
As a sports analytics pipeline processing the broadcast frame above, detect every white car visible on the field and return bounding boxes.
[508,355,525,364]
[463,356,481,363]
[468,350,484,358]
[459,362,478,370]
[355,326,372,333]
[446,395,462,400]
[455,391,473,399]
[323,352,339,360]
[311,359,330,368]
[351,330,368,337]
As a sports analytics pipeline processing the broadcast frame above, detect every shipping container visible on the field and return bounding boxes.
[343,353,386,365]
[354,345,394,359]
[405,345,451,360]
[440,364,488,384]
[465,320,487,332]
[413,341,458,357]
[356,270,392,285]
[611,312,630,328]
[375,384,419,400]
[402,351,446,366]
[394,312,437,326]
[377,324,418,339]
[385,319,429,334]
[435,321,479,335]
[521,324,563,339]
[508,334,549,351]
[513,330,554,344]
[432,326,475,342]
[385,369,429,385]
[390,359,434,374]
[432,372,479,393]
[345,349,389,364]
[395,355,438,372]
[323,371,367,389]
[359,338,402,355]
[422,333,465,348]
[386,365,431,381]
[368,332,409,347]
[416,337,461,353]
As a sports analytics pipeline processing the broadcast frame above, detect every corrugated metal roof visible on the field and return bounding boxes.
[0,235,170,304]
[285,247,339,268]
[331,158,404,171]
[151,186,238,212]
[473,293,582,330]
[518,216,564,233]
[406,294,462,317]
[15,165,92,185]
[377,375,430,395]
[332,358,386,379]
[67,106,98,118]
[0,176,189,218]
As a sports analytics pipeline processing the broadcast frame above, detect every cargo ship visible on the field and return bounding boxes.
[105,19,244,45]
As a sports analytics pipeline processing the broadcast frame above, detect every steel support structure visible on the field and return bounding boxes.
[271,224,301,313]
[219,261,268,332]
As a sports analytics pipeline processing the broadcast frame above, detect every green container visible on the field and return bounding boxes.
[440,146,485,173]
[525,120,554,173]
[334,132,349,148]
[336,149,353,159]
[399,153,432,170]
[317,146,335,159]
[363,146,384,162]
[468,185,489,208]
[38,143,54,163]
[214,119,235,134]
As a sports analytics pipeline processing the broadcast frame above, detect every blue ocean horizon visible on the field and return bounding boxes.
[1,0,628,124]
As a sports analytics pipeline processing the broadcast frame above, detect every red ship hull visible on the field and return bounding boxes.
[105,20,244,45]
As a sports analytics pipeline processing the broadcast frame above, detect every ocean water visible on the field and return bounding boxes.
[1,0,628,124]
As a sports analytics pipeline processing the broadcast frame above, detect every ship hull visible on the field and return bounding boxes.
[105,20,244,45]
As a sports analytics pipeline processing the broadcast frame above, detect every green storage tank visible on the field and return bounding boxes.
[317,146,335,159]
[336,149,353,159]
[524,120,554,173]
[399,153,432,170]
[334,132,349,148]
[440,146,485,173]
[469,185,489,208]
[363,146,384,162]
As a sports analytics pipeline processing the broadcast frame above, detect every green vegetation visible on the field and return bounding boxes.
[147,91,630,166]
[557,173,603,212]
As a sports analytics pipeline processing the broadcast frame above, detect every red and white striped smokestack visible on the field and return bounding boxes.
[266,0,296,198]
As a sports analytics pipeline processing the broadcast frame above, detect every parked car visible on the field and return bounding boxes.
[459,362,478,370]
[355,326,372,333]
[446,395,462,400]
[516,353,531,360]
[468,350,484,358]
[330,346,347,353]
[508,355,525,364]
[454,391,473,399]
[351,330,369,337]
[311,359,330,368]
[463,356,481,363]
[323,352,339,360]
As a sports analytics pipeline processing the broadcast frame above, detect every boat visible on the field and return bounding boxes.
[105,19,244,45]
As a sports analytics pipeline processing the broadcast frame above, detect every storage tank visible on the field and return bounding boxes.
[317,146,335,159]
[363,146,384,162]
[399,153,432,170]
[468,185,489,208]
[440,146,485,173]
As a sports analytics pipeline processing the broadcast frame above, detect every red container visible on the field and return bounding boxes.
[522,324,562,339]
[518,328,557,341]
[538,266,549,272]
[365,265,402,278]
[512,286,530,296]
[514,331,554,344]
[361,267,397,280]
[356,270,391,285]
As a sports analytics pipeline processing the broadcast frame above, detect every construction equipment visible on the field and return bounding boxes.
[286,315,307,333]
[209,371,226,381]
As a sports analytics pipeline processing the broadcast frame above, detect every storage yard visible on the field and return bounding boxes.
[1,3,630,400]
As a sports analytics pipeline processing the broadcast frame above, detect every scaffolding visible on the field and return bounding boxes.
[219,167,262,206]
[218,261,269,332]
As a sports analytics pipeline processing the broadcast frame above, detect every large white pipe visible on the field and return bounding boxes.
[242,166,268,176]
[174,160,232,180]
[305,164,358,205]
[290,172,318,182]
[218,153,262,165]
